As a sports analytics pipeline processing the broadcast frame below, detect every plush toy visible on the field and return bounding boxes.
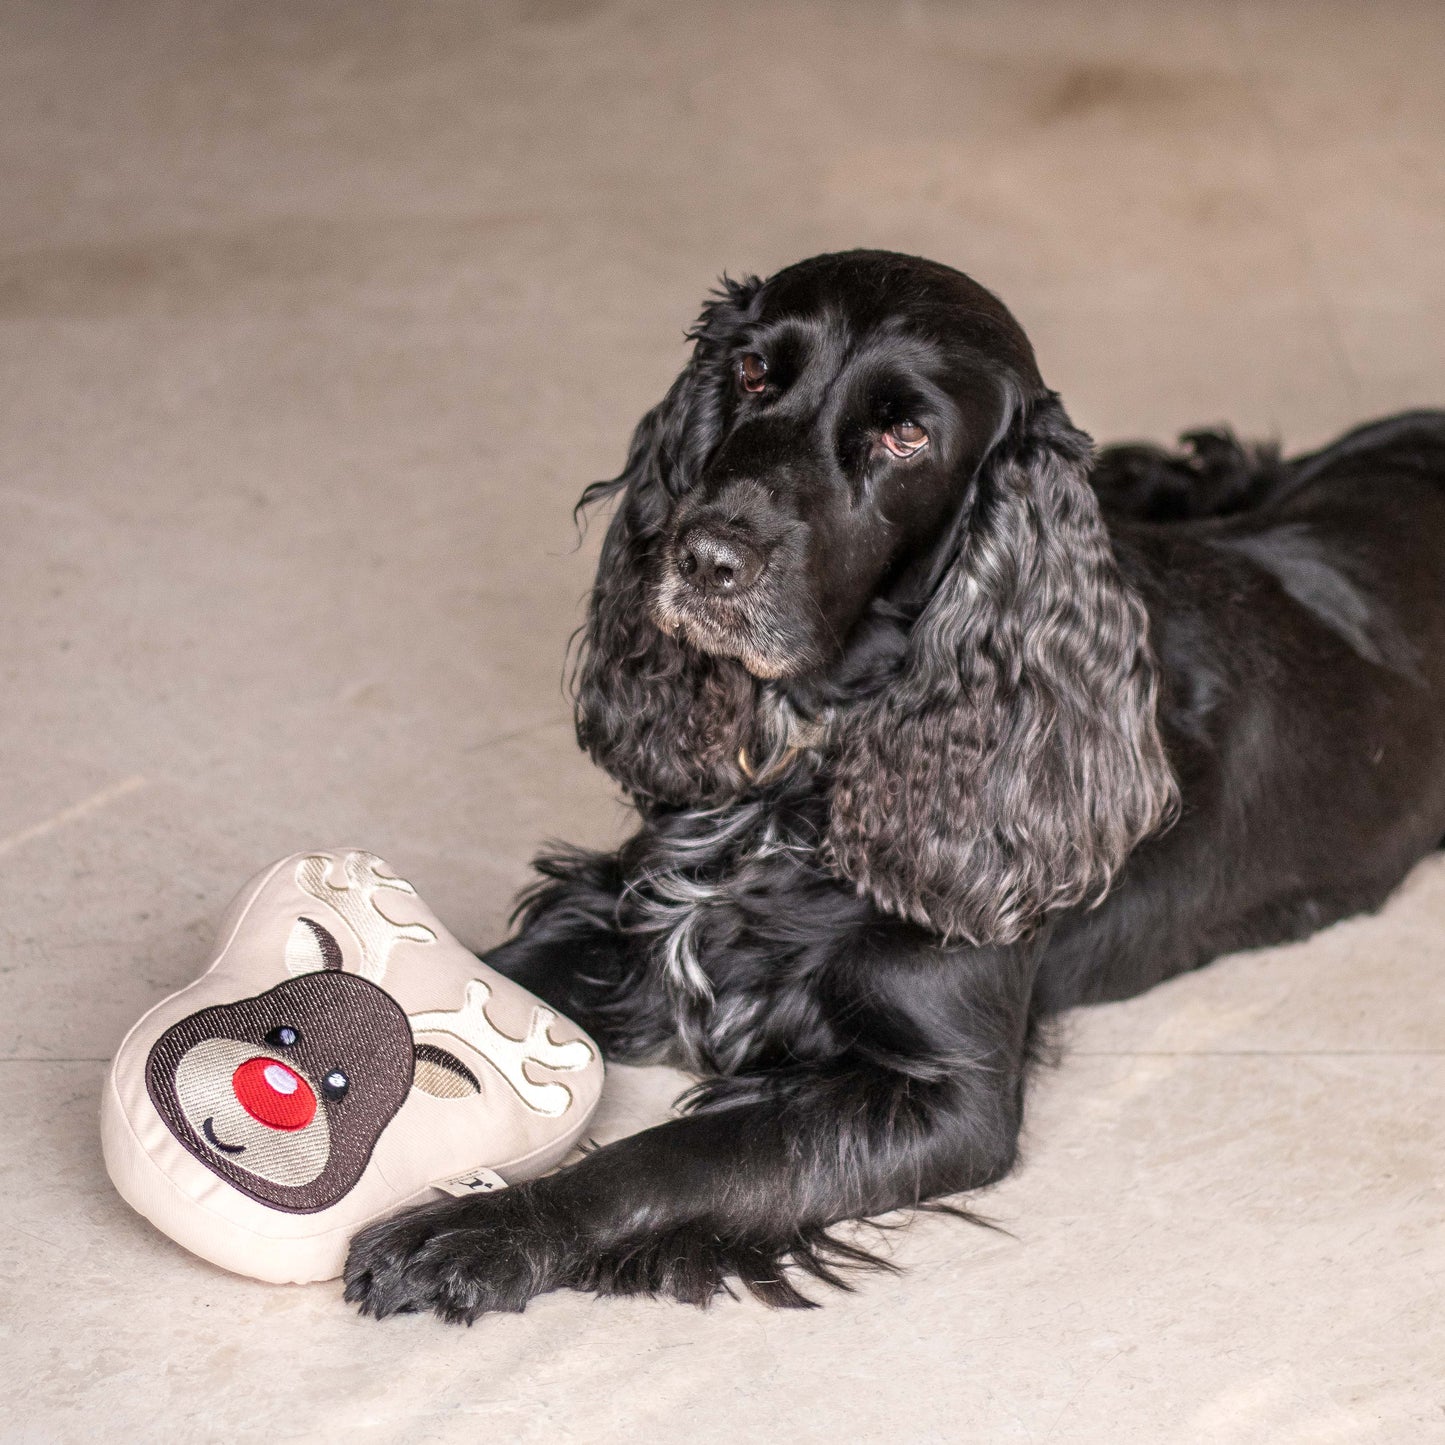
[102,849,603,1284]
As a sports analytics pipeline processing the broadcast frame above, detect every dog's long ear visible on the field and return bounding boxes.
[573,277,764,808]
[827,395,1178,944]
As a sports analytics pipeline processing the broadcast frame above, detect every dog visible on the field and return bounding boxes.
[344,249,1445,1322]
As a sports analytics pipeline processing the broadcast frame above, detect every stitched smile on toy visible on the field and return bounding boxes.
[201,1117,245,1154]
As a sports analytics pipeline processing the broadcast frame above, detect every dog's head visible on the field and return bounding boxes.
[575,250,1176,944]
[645,252,1037,680]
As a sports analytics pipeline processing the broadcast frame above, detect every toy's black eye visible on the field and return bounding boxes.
[321,1069,349,1101]
[265,1025,301,1048]
[738,353,768,394]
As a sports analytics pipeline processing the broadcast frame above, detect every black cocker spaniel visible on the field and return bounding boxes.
[346,250,1445,1322]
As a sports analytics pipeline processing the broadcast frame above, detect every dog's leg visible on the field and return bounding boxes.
[345,936,1040,1321]
[467,839,686,1064]
[482,920,624,1032]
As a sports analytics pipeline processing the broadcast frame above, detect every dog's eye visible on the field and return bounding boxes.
[321,1069,349,1102]
[882,421,929,458]
[738,353,768,394]
[265,1024,301,1048]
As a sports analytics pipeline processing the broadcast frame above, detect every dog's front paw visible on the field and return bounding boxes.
[344,1190,553,1324]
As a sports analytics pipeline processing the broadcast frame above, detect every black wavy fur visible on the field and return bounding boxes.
[345,252,1445,1323]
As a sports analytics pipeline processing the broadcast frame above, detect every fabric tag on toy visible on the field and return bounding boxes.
[435,1166,509,1197]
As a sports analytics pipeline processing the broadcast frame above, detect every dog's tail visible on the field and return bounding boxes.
[1093,409,1445,523]
[1091,428,1289,522]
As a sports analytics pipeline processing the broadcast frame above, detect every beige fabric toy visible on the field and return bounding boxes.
[102,849,603,1283]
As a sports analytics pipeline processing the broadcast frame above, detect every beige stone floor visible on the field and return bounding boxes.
[2,1,1443,1439]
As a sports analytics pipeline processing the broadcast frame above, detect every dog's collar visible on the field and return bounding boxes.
[737,714,826,783]
[737,745,797,782]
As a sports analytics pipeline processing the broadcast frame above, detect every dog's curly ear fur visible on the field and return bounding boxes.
[573,277,764,808]
[827,395,1179,944]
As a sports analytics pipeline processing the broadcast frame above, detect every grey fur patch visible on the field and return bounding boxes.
[619,796,817,1070]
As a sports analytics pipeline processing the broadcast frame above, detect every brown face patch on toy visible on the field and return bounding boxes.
[144,925,479,1213]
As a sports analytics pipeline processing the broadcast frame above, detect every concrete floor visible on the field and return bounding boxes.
[2,0,1443,1439]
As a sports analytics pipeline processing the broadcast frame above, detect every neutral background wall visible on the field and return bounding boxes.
[2,2,1442,1440]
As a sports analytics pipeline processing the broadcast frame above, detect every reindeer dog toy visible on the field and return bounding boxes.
[102,850,603,1283]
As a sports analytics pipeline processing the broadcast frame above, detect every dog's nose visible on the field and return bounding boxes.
[676,528,763,596]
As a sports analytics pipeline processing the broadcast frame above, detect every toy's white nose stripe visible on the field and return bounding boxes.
[263,1062,299,1094]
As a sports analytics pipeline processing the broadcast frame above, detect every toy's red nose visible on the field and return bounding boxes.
[232,1057,316,1131]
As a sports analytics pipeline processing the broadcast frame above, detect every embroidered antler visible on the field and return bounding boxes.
[290,851,436,984]
[409,979,593,1118]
